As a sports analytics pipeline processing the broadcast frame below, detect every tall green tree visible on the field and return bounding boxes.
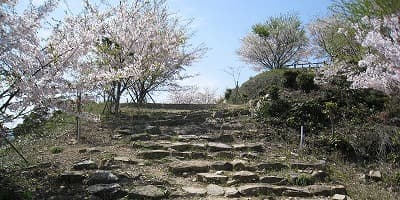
[237,13,308,71]
[330,0,400,21]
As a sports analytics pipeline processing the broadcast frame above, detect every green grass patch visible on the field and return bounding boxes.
[49,146,63,154]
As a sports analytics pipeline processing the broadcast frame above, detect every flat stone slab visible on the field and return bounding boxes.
[177,135,199,141]
[169,142,206,151]
[87,183,127,199]
[231,159,248,171]
[233,143,264,152]
[86,170,119,185]
[116,129,134,135]
[232,171,259,183]
[237,183,345,197]
[113,156,138,164]
[257,162,288,171]
[129,185,166,199]
[224,187,239,197]
[332,194,348,200]
[130,133,151,141]
[143,125,161,135]
[171,151,207,160]
[282,187,312,197]
[197,173,229,184]
[237,183,283,196]
[182,186,207,196]
[132,142,167,150]
[208,134,235,143]
[238,184,311,197]
[78,147,101,154]
[208,142,232,152]
[59,171,86,184]
[259,176,287,184]
[213,151,235,159]
[72,160,97,170]
[169,161,210,175]
[290,160,327,170]
[210,161,233,171]
[306,185,346,196]
[207,184,225,196]
[138,150,170,159]
[367,170,382,181]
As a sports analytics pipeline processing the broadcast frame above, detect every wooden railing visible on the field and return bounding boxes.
[284,61,329,69]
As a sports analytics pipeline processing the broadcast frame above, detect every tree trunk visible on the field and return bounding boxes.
[76,90,82,141]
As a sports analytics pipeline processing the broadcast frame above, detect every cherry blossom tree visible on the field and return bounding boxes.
[237,13,308,71]
[350,13,400,94]
[168,86,219,104]
[52,0,205,114]
[317,12,400,95]
[0,0,60,126]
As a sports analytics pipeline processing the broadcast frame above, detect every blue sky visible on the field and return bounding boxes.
[165,0,333,101]
[20,0,333,102]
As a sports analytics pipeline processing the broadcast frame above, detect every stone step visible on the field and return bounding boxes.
[128,185,167,199]
[178,183,346,198]
[207,142,233,152]
[137,150,170,159]
[171,151,207,160]
[290,160,327,170]
[85,170,119,185]
[237,183,346,197]
[232,171,259,183]
[197,173,229,184]
[87,183,127,199]
[169,142,207,151]
[169,161,210,175]
[72,160,98,170]
[59,171,86,184]
[232,143,264,152]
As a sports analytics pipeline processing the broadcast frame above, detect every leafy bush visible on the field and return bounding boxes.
[283,70,299,89]
[328,75,351,89]
[354,88,387,111]
[49,146,63,154]
[268,85,280,101]
[224,89,232,100]
[292,174,315,186]
[14,107,50,136]
[296,72,315,93]
[385,96,400,118]
[238,69,285,100]
[314,134,357,160]
[258,99,291,118]
[286,101,329,131]
[393,171,400,186]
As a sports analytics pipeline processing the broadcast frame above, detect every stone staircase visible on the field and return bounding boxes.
[57,109,350,200]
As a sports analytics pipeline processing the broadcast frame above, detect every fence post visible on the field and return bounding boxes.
[300,125,304,148]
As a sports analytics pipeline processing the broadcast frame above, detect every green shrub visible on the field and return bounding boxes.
[224,89,232,100]
[50,146,63,154]
[286,101,329,131]
[314,134,357,160]
[292,174,315,186]
[355,88,387,111]
[283,70,299,89]
[258,99,291,118]
[239,69,285,100]
[296,72,315,93]
[328,75,351,89]
[13,107,50,136]
[385,96,400,118]
[268,85,280,101]
[393,172,400,186]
